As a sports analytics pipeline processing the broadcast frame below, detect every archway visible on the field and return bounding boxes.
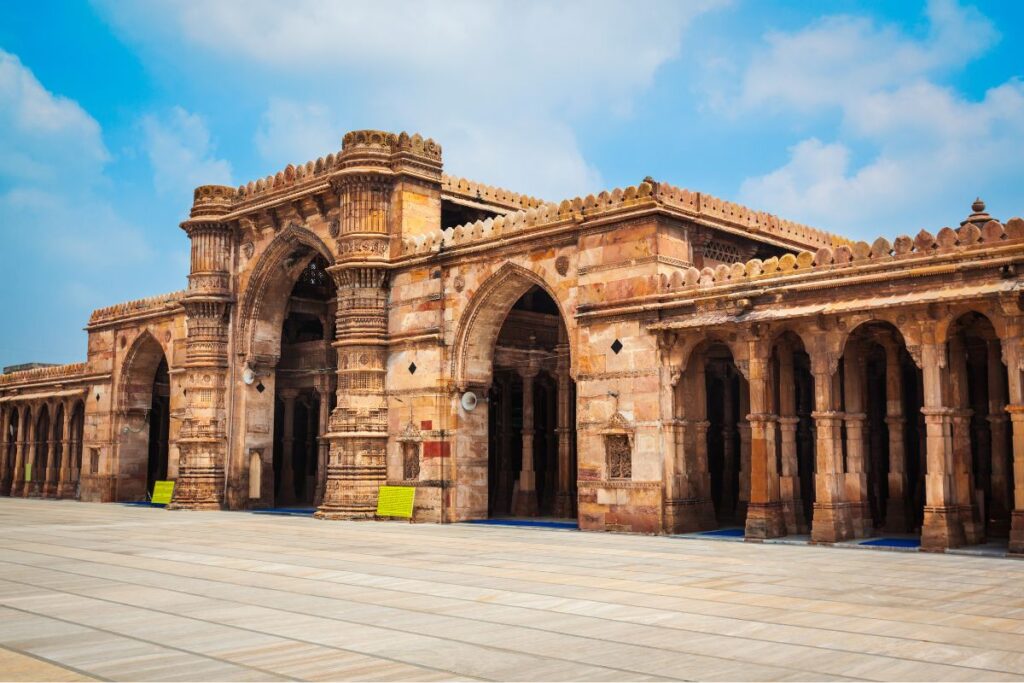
[947,311,1009,542]
[29,405,49,497]
[117,333,170,502]
[769,332,816,534]
[838,321,924,537]
[486,285,575,519]
[270,254,336,508]
[453,265,576,522]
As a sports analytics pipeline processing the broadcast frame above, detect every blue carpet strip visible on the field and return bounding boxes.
[859,537,921,548]
[698,528,746,537]
[463,519,578,529]
[121,501,166,508]
[251,507,316,516]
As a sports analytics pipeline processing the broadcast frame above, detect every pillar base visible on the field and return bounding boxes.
[511,489,538,517]
[664,497,717,534]
[167,466,224,511]
[314,505,375,520]
[921,505,966,551]
[744,501,786,540]
[42,482,58,498]
[1009,510,1024,555]
[553,491,575,519]
[1,476,12,496]
[811,502,855,543]
[959,505,985,546]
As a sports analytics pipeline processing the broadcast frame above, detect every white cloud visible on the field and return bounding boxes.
[0,49,108,185]
[141,106,233,198]
[255,99,338,168]
[97,0,723,200]
[731,0,1022,237]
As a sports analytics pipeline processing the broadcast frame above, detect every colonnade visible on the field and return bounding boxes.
[0,398,85,500]
[672,311,1024,551]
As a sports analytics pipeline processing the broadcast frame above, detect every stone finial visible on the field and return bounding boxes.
[961,197,995,227]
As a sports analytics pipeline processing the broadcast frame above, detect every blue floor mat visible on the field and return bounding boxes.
[698,528,746,537]
[464,519,578,529]
[121,501,166,508]
[251,507,315,516]
[860,537,921,548]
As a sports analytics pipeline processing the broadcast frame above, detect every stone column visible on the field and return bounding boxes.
[1002,333,1024,553]
[317,168,393,520]
[720,372,737,517]
[279,390,298,505]
[170,186,235,510]
[882,342,910,532]
[23,407,37,497]
[842,344,872,537]
[744,352,785,540]
[0,407,9,496]
[736,378,751,522]
[42,403,58,498]
[810,350,854,543]
[987,339,1010,534]
[494,374,513,515]
[512,366,539,517]
[10,408,26,496]
[554,341,574,518]
[57,400,74,499]
[948,335,983,544]
[777,342,806,534]
[920,341,965,550]
[314,383,331,507]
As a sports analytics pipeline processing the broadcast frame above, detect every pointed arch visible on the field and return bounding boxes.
[452,262,575,391]
[237,224,335,364]
[118,330,170,413]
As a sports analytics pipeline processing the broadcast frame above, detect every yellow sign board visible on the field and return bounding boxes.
[24,461,31,482]
[376,485,415,519]
[151,480,175,505]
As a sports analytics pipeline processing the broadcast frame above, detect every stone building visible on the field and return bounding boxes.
[2,129,1023,554]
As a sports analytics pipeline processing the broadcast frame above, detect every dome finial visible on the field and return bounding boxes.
[973,197,985,213]
[962,196,995,227]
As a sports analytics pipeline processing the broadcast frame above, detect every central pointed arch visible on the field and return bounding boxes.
[452,262,575,391]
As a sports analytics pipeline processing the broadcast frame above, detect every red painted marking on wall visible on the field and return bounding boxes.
[422,440,450,458]
[420,420,433,431]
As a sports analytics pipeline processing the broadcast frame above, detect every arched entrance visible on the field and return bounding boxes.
[452,265,577,522]
[487,285,576,519]
[28,405,48,497]
[118,333,171,502]
[270,255,336,508]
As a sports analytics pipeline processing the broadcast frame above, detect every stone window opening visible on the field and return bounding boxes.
[402,441,420,481]
[606,434,632,480]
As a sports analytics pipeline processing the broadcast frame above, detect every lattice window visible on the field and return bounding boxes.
[402,442,420,481]
[606,435,632,479]
[703,239,741,264]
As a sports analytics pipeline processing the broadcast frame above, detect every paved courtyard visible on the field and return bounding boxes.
[2,500,1024,681]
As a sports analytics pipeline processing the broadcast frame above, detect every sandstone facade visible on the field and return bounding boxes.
[2,129,1022,554]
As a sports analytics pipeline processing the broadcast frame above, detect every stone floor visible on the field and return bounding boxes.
[2,500,1024,681]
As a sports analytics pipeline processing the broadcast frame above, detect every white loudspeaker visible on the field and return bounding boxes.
[460,391,478,411]
[242,365,256,385]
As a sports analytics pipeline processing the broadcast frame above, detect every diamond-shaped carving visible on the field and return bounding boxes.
[408,362,417,375]
[611,339,623,355]
[256,382,265,393]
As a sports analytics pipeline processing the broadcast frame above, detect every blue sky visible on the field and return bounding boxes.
[1,0,1022,369]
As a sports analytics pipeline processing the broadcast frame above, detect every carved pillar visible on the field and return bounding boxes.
[736,378,751,522]
[169,186,235,510]
[920,341,965,550]
[495,374,513,515]
[842,343,872,537]
[810,349,854,543]
[987,339,1010,534]
[42,403,57,498]
[777,342,806,534]
[278,389,298,505]
[314,382,331,507]
[720,371,737,517]
[554,340,574,518]
[744,350,785,540]
[512,366,539,517]
[10,408,26,496]
[57,400,74,498]
[22,406,37,497]
[317,171,392,520]
[948,335,983,544]
[0,407,9,496]
[673,356,716,531]
[1001,332,1024,553]
[882,342,909,533]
